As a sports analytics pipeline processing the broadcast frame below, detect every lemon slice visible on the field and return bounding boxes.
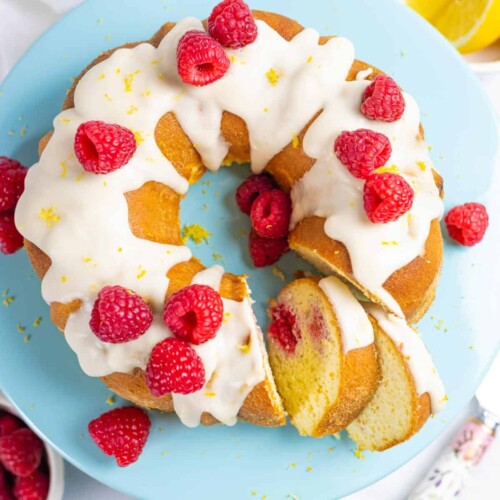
[406,0,500,54]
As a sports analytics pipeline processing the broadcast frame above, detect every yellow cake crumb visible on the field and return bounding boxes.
[266,67,283,86]
[38,207,61,227]
[182,224,212,244]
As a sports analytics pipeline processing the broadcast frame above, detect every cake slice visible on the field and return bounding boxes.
[346,303,447,451]
[267,277,379,437]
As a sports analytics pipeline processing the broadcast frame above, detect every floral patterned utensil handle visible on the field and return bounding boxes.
[408,410,499,499]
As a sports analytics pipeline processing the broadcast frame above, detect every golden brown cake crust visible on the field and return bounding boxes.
[25,10,440,427]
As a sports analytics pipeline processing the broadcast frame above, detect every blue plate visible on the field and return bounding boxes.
[0,0,499,498]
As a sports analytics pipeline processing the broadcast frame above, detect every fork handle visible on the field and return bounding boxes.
[408,410,499,500]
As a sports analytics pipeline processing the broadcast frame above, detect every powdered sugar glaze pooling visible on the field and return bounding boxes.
[15,16,442,425]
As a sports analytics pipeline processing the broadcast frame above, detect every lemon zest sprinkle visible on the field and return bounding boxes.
[17,324,25,333]
[307,55,313,63]
[205,391,217,397]
[417,161,427,171]
[181,224,212,245]
[38,207,61,227]
[292,134,300,148]
[98,73,105,80]
[127,105,139,115]
[33,317,42,327]
[266,67,283,86]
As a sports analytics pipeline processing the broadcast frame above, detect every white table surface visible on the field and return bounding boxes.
[0,1,498,499]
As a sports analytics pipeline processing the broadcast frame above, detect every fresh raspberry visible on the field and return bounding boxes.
[88,407,150,467]
[208,0,258,49]
[177,30,230,86]
[89,286,153,344]
[0,157,27,213]
[12,471,49,500]
[361,75,405,122]
[0,489,13,500]
[363,173,414,223]
[164,285,223,345]
[0,429,43,477]
[248,230,289,267]
[0,413,22,438]
[0,213,23,255]
[74,121,137,174]
[235,174,277,215]
[445,203,489,246]
[268,304,300,354]
[146,338,205,396]
[250,189,291,238]
[334,129,392,179]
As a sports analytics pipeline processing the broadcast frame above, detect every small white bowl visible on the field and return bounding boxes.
[464,38,500,116]
[0,392,64,500]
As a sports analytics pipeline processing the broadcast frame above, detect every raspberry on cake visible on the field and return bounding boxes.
[163,284,223,345]
[250,189,291,239]
[248,230,289,267]
[334,129,392,179]
[208,0,258,49]
[74,120,137,174]
[90,286,153,344]
[361,75,406,122]
[363,172,414,223]
[146,337,206,396]
[0,157,27,213]
[177,30,230,86]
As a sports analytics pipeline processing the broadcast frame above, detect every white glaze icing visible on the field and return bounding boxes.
[173,266,265,427]
[292,81,443,315]
[355,67,373,80]
[15,15,442,425]
[364,303,446,413]
[318,276,373,352]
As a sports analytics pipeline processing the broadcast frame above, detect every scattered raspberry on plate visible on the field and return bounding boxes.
[445,202,489,246]
[88,407,151,467]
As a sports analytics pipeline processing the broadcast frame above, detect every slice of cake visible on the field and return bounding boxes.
[346,303,446,451]
[267,277,379,437]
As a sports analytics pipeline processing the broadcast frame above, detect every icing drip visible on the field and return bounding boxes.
[364,303,446,413]
[173,266,265,427]
[292,81,443,313]
[15,15,442,424]
[318,276,373,352]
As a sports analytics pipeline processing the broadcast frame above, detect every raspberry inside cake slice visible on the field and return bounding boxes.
[267,277,379,437]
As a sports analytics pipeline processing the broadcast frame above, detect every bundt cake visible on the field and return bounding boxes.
[347,303,447,451]
[267,277,379,437]
[15,1,444,433]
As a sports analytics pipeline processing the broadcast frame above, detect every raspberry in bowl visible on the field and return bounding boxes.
[0,392,64,500]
